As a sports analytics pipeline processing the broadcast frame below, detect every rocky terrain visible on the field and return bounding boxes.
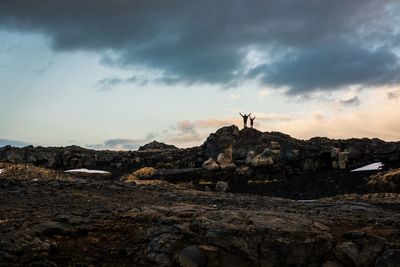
[1,126,400,266]
[2,126,400,177]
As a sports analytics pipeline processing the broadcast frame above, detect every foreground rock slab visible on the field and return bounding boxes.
[1,176,399,266]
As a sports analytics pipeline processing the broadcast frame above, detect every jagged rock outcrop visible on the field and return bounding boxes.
[202,126,240,160]
[1,126,400,186]
[2,127,400,266]
[202,145,237,172]
[0,144,205,172]
[202,126,400,176]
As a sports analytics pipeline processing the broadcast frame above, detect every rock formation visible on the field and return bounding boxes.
[1,126,400,195]
[1,126,400,266]
[1,169,399,266]
[2,126,399,175]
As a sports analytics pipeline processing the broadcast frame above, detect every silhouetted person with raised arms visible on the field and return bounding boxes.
[239,112,251,128]
[250,116,256,128]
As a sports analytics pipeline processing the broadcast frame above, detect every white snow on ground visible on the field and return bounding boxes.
[351,162,383,172]
[64,168,110,174]
[0,169,4,174]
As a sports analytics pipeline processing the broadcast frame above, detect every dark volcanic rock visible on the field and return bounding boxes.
[202,126,305,161]
[176,245,207,267]
[202,127,400,177]
[1,126,400,191]
[202,125,240,160]
[1,175,400,266]
[0,144,204,172]
[334,231,388,266]
[2,126,400,266]
[375,249,400,267]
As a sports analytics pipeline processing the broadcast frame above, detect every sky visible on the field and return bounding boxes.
[0,0,400,150]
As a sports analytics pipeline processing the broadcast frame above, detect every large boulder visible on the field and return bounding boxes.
[202,145,237,171]
[245,151,274,167]
[202,126,305,164]
[216,145,237,170]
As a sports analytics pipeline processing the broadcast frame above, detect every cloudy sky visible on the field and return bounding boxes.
[1,0,400,150]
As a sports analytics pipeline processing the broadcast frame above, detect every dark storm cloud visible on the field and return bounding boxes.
[95,75,181,90]
[251,44,400,94]
[0,0,399,93]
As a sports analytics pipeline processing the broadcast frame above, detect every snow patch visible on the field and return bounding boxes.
[351,162,383,172]
[64,168,110,174]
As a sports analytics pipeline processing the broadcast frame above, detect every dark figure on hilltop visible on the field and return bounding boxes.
[250,116,256,128]
[239,113,251,128]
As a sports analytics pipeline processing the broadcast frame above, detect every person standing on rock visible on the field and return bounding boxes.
[250,116,256,128]
[239,113,251,128]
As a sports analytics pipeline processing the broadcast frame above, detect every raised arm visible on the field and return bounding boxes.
[239,112,244,117]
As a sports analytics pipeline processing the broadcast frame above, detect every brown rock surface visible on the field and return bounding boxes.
[1,169,400,266]
[1,126,400,266]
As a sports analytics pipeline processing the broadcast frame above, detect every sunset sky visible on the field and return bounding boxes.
[1,0,400,150]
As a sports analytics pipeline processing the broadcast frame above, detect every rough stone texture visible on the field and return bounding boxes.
[1,127,400,183]
[216,145,237,170]
[375,249,400,267]
[215,181,229,192]
[123,167,158,182]
[334,231,387,266]
[0,144,205,172]
[338,152,349,169]
[176,245,206,267]
[1,127,400,266]
[1,174,399,266]
[202,158,220,171]
[368,169,400,192]
[202,126,240,160]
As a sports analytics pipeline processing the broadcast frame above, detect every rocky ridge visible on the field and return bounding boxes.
[1,126,399,176]
[1,126,400,266]
[1,126,399,199]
